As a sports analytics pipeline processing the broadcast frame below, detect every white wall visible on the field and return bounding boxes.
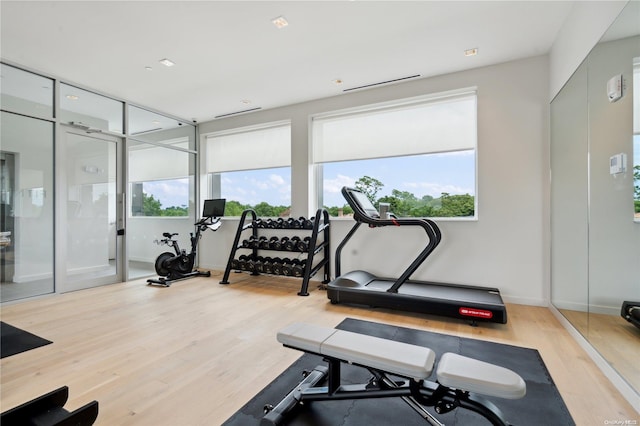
[549,1,627,100]
[198,55,550,306]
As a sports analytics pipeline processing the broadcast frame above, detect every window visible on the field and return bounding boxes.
[128,140,193,217]
[312,90,477,218]
[205,122,291,216]
[0,63,53,119]
[60,83,124,134]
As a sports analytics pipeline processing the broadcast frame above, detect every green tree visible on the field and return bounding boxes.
[224,200,248,216]
[142,193,162,216]
[253,202,276,217]
[162,205,188,216]
[437,193,475,217]
[355,176,384,205]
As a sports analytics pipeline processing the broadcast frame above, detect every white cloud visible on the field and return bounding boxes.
[269,174,286,186]
[324,174,355,194]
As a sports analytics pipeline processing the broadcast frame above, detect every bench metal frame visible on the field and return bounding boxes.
[262,349,513,426]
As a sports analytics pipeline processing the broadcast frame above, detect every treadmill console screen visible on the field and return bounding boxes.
[350,190,379,218]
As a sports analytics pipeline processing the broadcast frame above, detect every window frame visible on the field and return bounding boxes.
[204,121,292,216]
[311,89,478,220]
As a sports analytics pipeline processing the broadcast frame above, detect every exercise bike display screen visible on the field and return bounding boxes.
[202,199,226,218]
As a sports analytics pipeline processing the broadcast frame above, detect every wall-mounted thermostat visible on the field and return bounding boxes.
[609,153,627,175]
[607,74,623,102]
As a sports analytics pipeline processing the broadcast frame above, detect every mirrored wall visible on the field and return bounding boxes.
[551,1,640,401]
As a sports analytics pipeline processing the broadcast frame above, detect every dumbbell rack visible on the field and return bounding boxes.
[219,209,331,296]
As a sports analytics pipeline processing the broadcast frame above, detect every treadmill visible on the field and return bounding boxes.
[326,187,507,324]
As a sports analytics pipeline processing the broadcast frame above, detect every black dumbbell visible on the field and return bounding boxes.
[262,257,274,274]
[252,218,264,228]
[241,235,259,248]
[245,255,258,272]
[253,256,265,273]
[284,236,300,251]
[297,236,311,252]
[238,254,250,270]
[231,258,241,270]
[292,259,307,277]
[279,237,290,250]
[298,217,310,229]
[258,236,270,249]
[303,217,314,229]
[271,257,283,275]
[275,218,286,229]
[269,236,281,250]
[281,258,296,276]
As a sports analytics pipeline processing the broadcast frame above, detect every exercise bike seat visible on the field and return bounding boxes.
[162,232,178,238]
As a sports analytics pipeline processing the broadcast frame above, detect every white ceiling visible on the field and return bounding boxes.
[1,1,576,123]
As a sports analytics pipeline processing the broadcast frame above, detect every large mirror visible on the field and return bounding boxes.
[551,1,640,401]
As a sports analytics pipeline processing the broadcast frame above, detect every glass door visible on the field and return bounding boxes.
[57,126,123,291]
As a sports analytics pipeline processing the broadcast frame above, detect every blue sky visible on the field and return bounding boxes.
[143,151,476,209]
[215,150,475,208]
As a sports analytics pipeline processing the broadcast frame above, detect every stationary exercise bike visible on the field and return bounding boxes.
[147,199,225,287]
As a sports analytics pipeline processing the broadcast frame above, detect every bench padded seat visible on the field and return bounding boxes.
[278,322,436,380]
[436,352,526,399]
[278,323,527,400]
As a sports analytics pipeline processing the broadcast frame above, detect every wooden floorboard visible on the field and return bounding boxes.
[1,271,638,425]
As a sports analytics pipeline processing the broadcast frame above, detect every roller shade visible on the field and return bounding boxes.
[313,91,476,163]
[206,122,291,173]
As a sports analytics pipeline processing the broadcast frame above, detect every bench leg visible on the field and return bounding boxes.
[261,366,327,426]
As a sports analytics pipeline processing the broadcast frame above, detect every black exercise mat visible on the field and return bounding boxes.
[224,318,574,426]
[0,321,52,359]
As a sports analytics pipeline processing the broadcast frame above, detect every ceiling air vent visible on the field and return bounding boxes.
[343,74,421,92]
[215,107,262,119]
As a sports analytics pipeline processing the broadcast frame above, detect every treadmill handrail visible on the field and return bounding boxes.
[339,187,442,292]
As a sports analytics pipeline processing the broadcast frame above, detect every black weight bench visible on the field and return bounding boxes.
[262,322,526,426]
[0,386,98,426]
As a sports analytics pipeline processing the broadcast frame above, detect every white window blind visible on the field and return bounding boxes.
[312,91,476,163]
[206,122,291,173]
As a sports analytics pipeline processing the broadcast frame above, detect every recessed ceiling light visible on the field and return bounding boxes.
[464,48,478,57]
[240,99,251,104]
[145,66,153,71]
[152,120,161,125]
[66,94,79,100]
[333,79,343,85]
[272,16,289,29]
[159,58,175,67]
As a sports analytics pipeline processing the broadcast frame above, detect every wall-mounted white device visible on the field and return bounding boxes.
[609,153,627,175]
[607,74,623,102]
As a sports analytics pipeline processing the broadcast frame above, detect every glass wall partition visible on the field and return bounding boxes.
[0,112,55,302]
[0,63,54,119]
[59,83,124,133]
[127,106,196,280]
[1,64,55,302]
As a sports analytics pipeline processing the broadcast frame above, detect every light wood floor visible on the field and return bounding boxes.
[1,271,638,425]
[560,308,640,393]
